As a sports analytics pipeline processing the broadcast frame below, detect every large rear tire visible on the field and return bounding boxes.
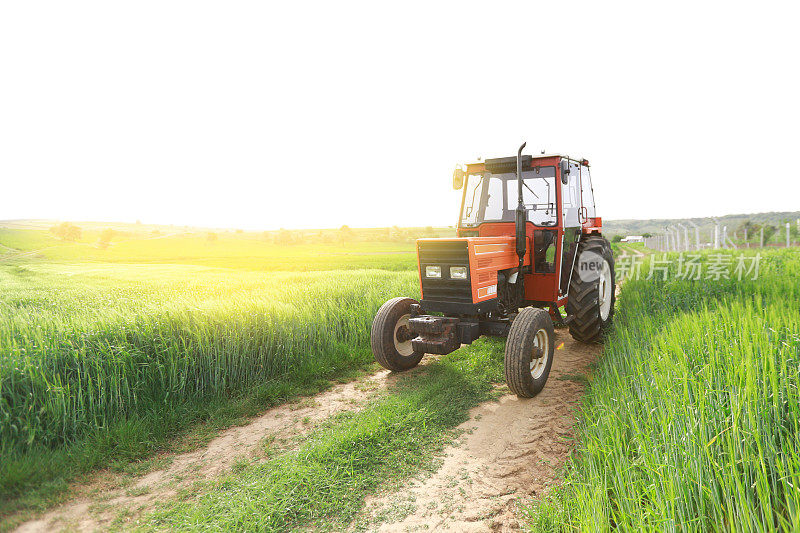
[371,297,424,371]
[566,236,615,343]
[504,307,555,398]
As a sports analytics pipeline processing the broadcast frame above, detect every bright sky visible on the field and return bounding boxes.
[2,1,799,230]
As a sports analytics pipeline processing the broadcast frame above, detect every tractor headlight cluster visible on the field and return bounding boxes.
[425,266,442,278]
[449,266,468,280]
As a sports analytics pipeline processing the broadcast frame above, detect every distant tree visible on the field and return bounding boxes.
[49,222,82,242]
[276,228,294,245]
[235,229,244,234]
[391,225,403,242]
[98,228,115,249]
[338,225,354,244]
[381,227,391,241]
[261,231,271,241]
[311,230,326,243]
[739,219,758,233]
[206,232,218,243]
[151,229,161,236]
[135,220,142,225]
[423,226,435,237]
[642,232,652,238]
[735,219,759,243]
[612,234,623,243]
[763,225,777,244]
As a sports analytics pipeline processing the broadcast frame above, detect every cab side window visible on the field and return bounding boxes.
[580,165,596,219]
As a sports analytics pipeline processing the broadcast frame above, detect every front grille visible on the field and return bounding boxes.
[418,240,472,304]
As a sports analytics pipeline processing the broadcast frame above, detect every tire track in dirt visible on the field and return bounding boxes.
[13,367,416,532]
[357,330,600,532]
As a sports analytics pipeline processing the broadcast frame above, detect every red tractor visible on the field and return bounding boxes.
[371,143,615,397]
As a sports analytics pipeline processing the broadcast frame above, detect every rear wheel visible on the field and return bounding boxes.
[566,236,615,343]
[371,297,424,371]
[504,307,555,398]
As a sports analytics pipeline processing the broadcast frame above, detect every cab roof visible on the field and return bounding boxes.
[465,153,589,174]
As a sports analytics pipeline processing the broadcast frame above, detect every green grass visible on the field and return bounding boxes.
[527,249,800,531]
[0,260,419,517]
[143,337,506,531]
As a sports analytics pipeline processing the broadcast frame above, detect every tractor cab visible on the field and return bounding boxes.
[456,155,601,293]
[371,145,615,399]
[443,154,603,307]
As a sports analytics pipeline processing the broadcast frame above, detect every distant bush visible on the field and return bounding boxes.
[206,232,218,243]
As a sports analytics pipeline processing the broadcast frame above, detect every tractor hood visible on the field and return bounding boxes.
[415,237,530,315]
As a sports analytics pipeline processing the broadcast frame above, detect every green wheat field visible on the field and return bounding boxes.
[1,226,799,531]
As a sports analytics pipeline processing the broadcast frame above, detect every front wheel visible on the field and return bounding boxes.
[371,297,424,371]
[504,307,555,398]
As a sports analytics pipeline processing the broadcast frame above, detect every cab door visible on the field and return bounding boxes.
[559,159,582,296]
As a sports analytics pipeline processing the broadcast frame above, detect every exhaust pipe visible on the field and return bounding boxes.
[515,142,527,277]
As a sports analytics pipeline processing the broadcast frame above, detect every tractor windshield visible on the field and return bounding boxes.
[460,167,557,227]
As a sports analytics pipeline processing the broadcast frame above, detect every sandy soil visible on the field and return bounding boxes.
[14,331,599,532]
[358,330,600,532]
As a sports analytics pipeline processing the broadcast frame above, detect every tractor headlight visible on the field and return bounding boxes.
[425,265,442,278]
[450,266,468,280]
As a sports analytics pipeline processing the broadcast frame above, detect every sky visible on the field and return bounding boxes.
[1,1,799,230]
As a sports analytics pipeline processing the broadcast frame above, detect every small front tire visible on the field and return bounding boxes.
[371,297,424,371]
[504,307,555,398]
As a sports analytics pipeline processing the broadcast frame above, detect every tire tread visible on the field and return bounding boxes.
[371,297,424,371]
[504,307,555,398]
[566,236,615,343]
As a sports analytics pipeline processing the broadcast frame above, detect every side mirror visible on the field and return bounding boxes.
[559,160,570,184]
[452,167,466,190]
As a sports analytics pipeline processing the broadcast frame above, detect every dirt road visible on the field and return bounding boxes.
[14,331,599,532]
[358,330,599,532]
[14,371,394,532]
